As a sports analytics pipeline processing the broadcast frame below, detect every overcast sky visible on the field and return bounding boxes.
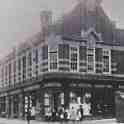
[0,0,124,58]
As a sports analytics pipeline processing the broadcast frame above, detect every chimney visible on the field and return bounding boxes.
[80,0,102,12]
[40,10,52,39]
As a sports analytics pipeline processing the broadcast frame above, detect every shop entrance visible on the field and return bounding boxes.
[52,91,64,112]
[93,85,114,117]
[44,90,64,117]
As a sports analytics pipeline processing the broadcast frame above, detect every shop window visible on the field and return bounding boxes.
[59,93,64,105]
[70,92,77,103]
[44,93,52,116]
[44,93,50,106]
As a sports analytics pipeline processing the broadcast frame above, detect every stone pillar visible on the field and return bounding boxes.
[35,90,41,120]
[5,96,9,118]
[18,94,24,119]
[40,89,44,120]
[10,96,14,118]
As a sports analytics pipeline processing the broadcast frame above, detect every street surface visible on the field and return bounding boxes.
[0,118,123,124]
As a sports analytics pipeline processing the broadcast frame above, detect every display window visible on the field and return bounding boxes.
[69,91,92,116]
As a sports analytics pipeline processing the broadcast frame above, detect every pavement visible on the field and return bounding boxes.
[0,118,123,124]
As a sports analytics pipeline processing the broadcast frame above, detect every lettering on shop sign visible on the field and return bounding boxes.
[44,83,61,87]
[70,83,92,87]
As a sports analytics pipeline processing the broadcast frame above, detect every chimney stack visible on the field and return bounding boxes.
[40,10,52,40]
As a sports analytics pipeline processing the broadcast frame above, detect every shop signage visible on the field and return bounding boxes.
[94,84,112,88]
[9,89,21,95]
[70,83,92,88]
[43,82,61,87]
[24,84,39,92]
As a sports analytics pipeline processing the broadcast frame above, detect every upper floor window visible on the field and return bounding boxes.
[49,51,57,71]
[87,48,95,73]
[70,47,78,72]
[103,49,110,74]
[58,44,69,59]
[103,56,109,73]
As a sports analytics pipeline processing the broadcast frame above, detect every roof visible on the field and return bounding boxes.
[50,1,124,46]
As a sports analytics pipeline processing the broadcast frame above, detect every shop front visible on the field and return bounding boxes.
[41,80,115,120]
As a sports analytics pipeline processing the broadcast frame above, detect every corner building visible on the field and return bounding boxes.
[0,0,124,120]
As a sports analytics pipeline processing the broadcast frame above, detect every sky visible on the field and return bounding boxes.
[0,0,124,58]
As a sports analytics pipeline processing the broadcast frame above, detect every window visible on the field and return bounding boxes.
[103,56,109,73]
[58,44,70,72]
[103,49,110,73]
[87,48,95,72]
[42,45,48,72]
[70,47,78,72]
[44,93,52,116]
[49,51,57,71]
[58,44,69,59]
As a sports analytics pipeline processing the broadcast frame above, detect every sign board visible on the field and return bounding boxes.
[70,83,92,88]
[43,82,61,87]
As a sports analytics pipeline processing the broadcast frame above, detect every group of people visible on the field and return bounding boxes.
[45,105,84,122]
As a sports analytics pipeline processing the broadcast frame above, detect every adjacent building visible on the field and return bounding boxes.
[0,0,124,120]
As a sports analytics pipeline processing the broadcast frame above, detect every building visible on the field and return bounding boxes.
[0,0,124,120]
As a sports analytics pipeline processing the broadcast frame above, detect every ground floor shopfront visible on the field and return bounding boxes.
[0,77,123,120]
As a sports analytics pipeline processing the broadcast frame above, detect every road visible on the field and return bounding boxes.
[0,118,123,124]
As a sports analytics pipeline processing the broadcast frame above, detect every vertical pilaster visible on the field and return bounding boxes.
[5,96,9,118]
[10,96,14,118]
[18,94,24,119]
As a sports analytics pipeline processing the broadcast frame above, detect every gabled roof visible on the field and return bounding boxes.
[50,1,119,45]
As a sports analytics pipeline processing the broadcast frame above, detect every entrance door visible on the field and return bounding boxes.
[52,91,64,112]
[93,87,114,117]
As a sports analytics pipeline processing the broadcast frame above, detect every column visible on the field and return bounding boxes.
[40,89,44,119]
[63,81,69,109]
[10,96,14,118]
[18,94,24,119]
[5,96,9,118]
[35,90,41,120]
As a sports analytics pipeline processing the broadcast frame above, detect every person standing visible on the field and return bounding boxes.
[27,111,31,124]
[79,105,83,121]
[70,107,77,121]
